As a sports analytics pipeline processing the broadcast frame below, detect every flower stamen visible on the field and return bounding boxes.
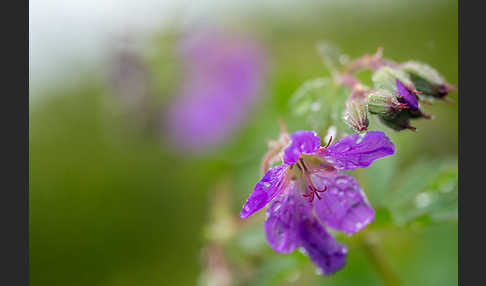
[298,160,328,203]
[324,136,333,148]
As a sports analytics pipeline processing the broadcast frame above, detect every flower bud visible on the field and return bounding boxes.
[401,61,454,99]
[372,66,414,93]
[367,89,407,116]
[342,86,370,132]
[407,108,433,120]
[343,99,369,132]
[378,111,417,131]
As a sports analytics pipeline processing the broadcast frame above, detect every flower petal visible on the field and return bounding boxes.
[396,79,418,110]
[319,131,395,170]
[298,218,347,275]
[311,171,375,235]
[240,165,288,218]
[264,181,309,253]
[283,131,321,165]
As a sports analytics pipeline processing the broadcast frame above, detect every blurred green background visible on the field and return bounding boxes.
[30,0,457,285]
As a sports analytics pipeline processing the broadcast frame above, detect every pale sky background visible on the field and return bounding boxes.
[29,0,439,95]
[29,0,297,93]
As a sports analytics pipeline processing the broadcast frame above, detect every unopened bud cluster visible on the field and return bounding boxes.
[338,49,455,132]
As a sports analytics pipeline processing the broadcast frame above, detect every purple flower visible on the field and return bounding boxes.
[167,30,266,152]
[240,130,395,274]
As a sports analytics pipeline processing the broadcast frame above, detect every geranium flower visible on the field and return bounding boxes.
[240,130,395,274]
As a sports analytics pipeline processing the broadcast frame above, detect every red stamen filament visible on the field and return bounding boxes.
[299,164,327,203]
[325,136,333,148]
[394,103,409,110]
[303,184,328,203]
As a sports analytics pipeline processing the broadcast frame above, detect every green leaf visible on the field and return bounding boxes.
[384,158,458,226]
[330,85,354,133]
[362,155,397,207]
[289,77,333,131]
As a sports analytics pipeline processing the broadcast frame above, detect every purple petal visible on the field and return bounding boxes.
[396,79,418,110]
[264,181,309,253]
[298,218,347,275]
[311,171,375,235]
[240,165,288,218]
[319,131,395,170]
[283,131,321,165]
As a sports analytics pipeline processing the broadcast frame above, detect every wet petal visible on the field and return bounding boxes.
[240,165,288,218]
[319,131,395,170]
[298,218,347,275]
[264,181,310,253]
[396,79,418,110]
[311,172,375,235]
[283,131,321,165]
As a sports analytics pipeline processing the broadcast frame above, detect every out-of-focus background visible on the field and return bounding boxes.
[30,0,457,285]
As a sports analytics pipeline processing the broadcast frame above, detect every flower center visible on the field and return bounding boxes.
[296,158,328,203]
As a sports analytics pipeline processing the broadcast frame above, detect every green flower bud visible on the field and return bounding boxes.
[372,66,414,93]
[367,89,407,116]
[378,111,416,132]
[401,61,453,99]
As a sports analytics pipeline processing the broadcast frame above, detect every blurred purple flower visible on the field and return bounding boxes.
[167,30,266,151]
[240,130,395,275]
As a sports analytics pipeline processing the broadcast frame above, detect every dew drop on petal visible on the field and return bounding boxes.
[335,178,349,186]
[356,133,365,144]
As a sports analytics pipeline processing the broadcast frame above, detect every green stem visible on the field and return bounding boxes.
[360,232,403,286]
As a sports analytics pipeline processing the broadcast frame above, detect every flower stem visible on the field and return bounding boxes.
[360,232,403,286]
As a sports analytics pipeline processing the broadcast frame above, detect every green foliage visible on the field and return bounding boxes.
[289,77,332,131]
[382,158,458,226]
[289,78,352,135]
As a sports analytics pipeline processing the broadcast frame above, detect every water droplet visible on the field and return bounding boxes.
[310,102,321,111]
[335,178,348,186]
[415,192,432,208]
[339,54,350,65]
[315,268,323,275]
[298,247,308,256]
[262,182,271,188]
[355,222,363,229]
[286,271,301,283]
[440,182,455,193]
